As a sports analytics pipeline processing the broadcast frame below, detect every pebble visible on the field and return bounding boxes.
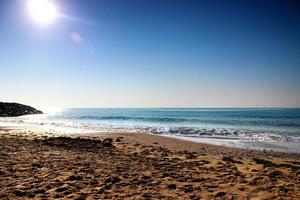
[167,184,176,190]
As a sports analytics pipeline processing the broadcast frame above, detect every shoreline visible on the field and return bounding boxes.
[1,120,299,154]
[1,123,300,164]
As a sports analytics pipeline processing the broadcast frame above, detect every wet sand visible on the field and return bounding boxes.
[0,126,299,199]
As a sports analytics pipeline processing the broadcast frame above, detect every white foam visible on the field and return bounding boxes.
[1,115,300,153]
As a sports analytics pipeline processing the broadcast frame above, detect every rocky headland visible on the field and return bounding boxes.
[0,102,42,117]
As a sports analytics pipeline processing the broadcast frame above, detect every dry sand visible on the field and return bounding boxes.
[0,126,299,199]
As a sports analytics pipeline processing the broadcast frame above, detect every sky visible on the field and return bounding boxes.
[0,0,299,108]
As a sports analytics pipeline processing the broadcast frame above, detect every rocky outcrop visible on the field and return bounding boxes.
[0,102,43,117]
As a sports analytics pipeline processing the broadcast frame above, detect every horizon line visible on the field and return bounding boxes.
[44,106,300,109]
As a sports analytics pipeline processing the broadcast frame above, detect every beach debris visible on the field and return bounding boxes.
[42,137,103,149]
[253,158,276,168]
[55,193,64,198]
[75,195,87,200]
[13,190,27,197]
[102,138,113,147]
[185,152,197,159]
[104,176,121,185]
[253,158,300,170]
[249,176,267,185]
[63,190,72,196]
[141,175,151,180]
[116,137,123,142]
[32,163,42,168]
[67,174,83,181]
[55,186,69,192]
[279,186,290,194]
[142,193,152,199]
[167,183,176,190]
[268,170,285,182]
[215,191,226,197]
[222,156,243,164]
[103,176,121,190]
[27,192,36,198]
[191,178,206,182]
[200,160,210,165]
[181,185,194,193]
[161,151,169,157]
[140,149,150,155]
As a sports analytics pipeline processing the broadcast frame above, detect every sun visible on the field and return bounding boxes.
[27,0,58,26]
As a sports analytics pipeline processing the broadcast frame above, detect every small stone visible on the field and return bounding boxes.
[182,185,194,193]
[32,163,42,168]
[67,175,83,181]
[222,156,243,164]
[253,158,276,168]
[268,170,284,182]
[104,176,121,184]
[141,175,151,180]
[161,152,169,157]
[191,178,206,182]
[186,152,197,159]
[55,186,68,192]
[35,188,46,194]
[141,149,150,155]
[102,138,113,147]
[63,190,72,196]
[279,187,289,194]
[190,195,201,200]
[215,191,226,197]
[167,184,177,190]
[240,179,248,184]
[142,193,152,199]
[55,193,64,198]
[75,195,87,200]
[28,192,36,198]
[14,190,27,197]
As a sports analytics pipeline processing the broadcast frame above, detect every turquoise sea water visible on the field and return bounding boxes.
[2,108,299,142]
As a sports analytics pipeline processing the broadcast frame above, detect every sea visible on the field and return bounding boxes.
[1,108,300,153]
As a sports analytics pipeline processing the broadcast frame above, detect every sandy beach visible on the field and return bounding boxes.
[0,126,299,200]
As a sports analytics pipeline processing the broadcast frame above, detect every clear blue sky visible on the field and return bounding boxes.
[0,0,299,108]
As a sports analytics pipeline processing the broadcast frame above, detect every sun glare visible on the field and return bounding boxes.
[27,0,58,26]
[43,107,64,115]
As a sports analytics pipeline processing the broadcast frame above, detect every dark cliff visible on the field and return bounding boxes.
[0,102,43,117]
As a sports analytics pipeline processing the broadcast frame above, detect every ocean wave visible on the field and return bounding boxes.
[59,115,300,129]
[76,115,189,123]
[146,127,299,142]
[1,116,299,143]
